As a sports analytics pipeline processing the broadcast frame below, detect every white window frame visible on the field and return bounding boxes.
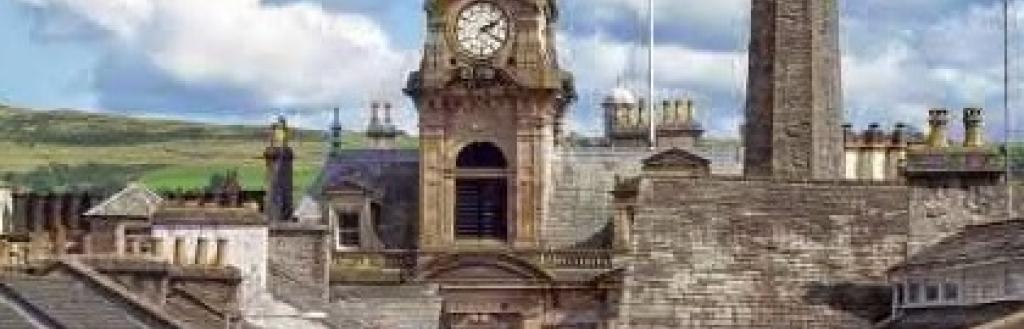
[335,210,361,250]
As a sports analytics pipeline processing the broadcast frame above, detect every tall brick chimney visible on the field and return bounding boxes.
[744,0,844,180]
[926,108,950,148]
[963,107,985,148]
[264,116,294,222]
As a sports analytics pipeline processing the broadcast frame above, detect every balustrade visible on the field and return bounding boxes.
[331,249,614,271]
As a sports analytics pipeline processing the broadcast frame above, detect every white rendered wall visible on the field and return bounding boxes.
[869,149,888,181]
[151,225,268,307]
[844,150,859,180]
[0,188,11,234]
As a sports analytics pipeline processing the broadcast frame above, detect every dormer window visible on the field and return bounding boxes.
[895,283,905,305]
[907,281,921,304]
[925,281,940,302]
[327,180,385,251]
[1006,267,1018,296]
[943,282,959,302]
[337,212,360,249]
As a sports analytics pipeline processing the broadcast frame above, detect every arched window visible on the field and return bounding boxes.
[454,142,508,240]
[456,142,508,168]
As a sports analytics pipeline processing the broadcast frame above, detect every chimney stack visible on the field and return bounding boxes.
[330,108,342,155]
[685,99,695,125]
[264,116,294,222]
[369,101,381,128]
[926,108,950,148]
[662,100,672,124]
[842,123,855,144]
[637,98,646,127]
[673,99,685,124]
[384,102,394,126]
[963,107,985,148]
[893,122,908,146]
[866,123,883,145]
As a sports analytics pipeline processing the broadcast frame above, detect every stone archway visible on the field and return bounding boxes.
[418,254,552,329]
[445,313,523,329]
[454,142,510,241]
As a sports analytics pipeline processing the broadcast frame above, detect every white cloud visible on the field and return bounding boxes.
[840,0,1019,139]
[17,0,415,114]
[559,30,747,137]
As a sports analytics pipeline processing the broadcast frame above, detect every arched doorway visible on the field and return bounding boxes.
[454,142,509,241]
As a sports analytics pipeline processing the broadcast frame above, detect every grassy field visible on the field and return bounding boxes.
[0,104,1019,195]
[0,105,413,196]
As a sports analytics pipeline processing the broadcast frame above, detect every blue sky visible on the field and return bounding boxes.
[1,0,1021,139]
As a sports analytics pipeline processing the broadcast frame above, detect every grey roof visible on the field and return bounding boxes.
[293,195,323,223]
[0,295,40,329]
[326,285,441,329]
[0,275,156,329]
[320,149,419,249]
[84,183,164,217]
[151,207,266,226]
[544,148,648,248]
[892,219,1024,271]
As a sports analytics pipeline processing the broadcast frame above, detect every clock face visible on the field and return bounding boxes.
[455,2,509,59]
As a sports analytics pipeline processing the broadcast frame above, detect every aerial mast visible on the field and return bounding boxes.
[1005,0,1015,219]
[648,0,656,150]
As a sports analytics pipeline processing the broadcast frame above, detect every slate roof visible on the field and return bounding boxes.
[151,207,266,226]
[891,219,1024,271]
[883,301,1024,329]
[0,275,157,329]
[293,195,323,224]
[544,149,648,248]
[319,149,419,249]
[84,183,164,217]
[326,284,442,329]
[0,295,39,329]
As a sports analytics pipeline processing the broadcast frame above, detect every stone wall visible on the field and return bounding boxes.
[744,0,844,180]
[267,225,329,306]
[545,149,647,248]
[622,178,910,328]
[907,185,1017,255]
[546,147,742,249]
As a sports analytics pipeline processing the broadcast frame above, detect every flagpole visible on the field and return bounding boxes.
[1005,0,1014,219]
[648,0,656,150]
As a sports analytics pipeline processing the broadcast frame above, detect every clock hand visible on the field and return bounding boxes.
[479,30,502,45]
[480,20,499,33]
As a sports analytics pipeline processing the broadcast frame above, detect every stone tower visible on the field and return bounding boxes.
[405,0,573,249]
[329,107,343,156]
[264,116,293,222]
[366,101,399,149]
[744,0,844,180]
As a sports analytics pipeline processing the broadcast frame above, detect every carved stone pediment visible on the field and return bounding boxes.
[440,265,529,280]
[326,178,383,200]
[642,148,710,176]
[417,254,552,282]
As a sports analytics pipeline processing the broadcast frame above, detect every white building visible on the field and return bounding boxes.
[0,183,12,235]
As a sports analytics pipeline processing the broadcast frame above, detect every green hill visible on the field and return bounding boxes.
[0,104,1018,194]
[0,105,414,195]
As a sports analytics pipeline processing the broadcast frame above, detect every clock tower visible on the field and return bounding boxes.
[405,0,573,250]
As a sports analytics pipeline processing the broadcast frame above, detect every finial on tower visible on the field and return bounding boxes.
[330,108,343,155]
[272,115,289,147]
[384,102,394,126]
